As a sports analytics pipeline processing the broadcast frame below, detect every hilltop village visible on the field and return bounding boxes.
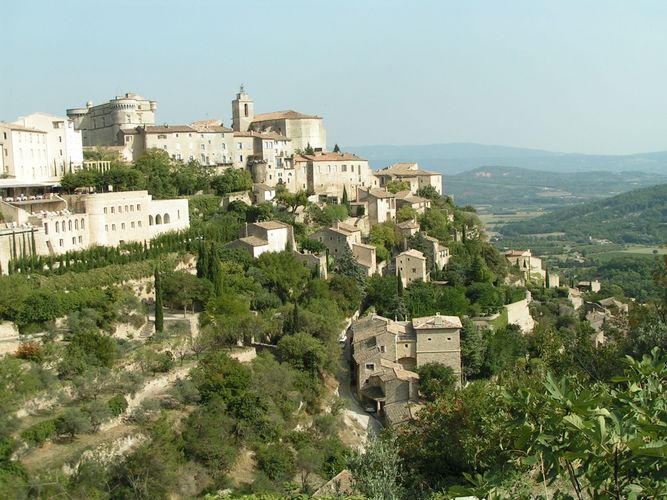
[0,90,660,498]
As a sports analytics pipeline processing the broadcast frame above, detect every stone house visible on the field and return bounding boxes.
[375,162,443,195]
[394,190,431,214]
[357,187,396,226]
[396,249,428,287]
[312,222,377,275]
[350,313,462,423]
[422,234,450,270]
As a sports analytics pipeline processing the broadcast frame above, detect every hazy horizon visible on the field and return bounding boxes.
[3,0,666,155]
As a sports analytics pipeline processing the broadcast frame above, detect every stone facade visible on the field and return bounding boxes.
[312,222,377,275]
[396,249,428,287]
[350,313,462,422]
[357,187,396,226]
[67,92,157,148]
[375,162,442,195]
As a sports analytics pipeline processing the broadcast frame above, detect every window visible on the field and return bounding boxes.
[380,346,386,353]
[342,165,347,172]
[105,225,108,232]
[131,221,135,228]
[68,220,72,231]
[118,206,122,213]
[125,205,128,212]
[136,204,141,211]
[130,205,134,212]
[74,220,79,230]
[121,223,125,230]
[112,224,116,231]
[104,207,107,214]
[404,344,408,348]
[138,221,142,227]
[44,223,49,235]
[177,210,180,219]
[78,236,82,243]
[81,219,85,229]
[72,237,76,244]
[149,215,154,225]
[157,134,167,139]
[200,144,205,150]
[427,337,432,341]
[447,337,452,341]
[365,363,375,370]
[111,207,115,214]
[237,142,242,150]
[59,239,63,247]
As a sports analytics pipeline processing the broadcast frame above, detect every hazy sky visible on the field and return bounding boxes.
[3,0,666,154]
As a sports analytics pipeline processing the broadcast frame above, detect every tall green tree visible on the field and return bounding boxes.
[154,265,164,333]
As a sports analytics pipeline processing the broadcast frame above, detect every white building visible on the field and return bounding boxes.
[225,221,294,258]
[0,191,189,273]
[12,113,83,177]
[0,123,50,183]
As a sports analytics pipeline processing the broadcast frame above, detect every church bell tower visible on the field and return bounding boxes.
[232,85,254,132]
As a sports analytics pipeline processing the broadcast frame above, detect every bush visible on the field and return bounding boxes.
[15,342,43,362]
[20,419,57,446]
[255,442,296,481]
[107,394,129,417]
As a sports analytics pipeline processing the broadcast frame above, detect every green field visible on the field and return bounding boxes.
[591,246,667,261]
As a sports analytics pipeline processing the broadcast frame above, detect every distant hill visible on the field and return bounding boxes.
[500,184,667,244]
[348,143,667,175]
[446,166,667,210]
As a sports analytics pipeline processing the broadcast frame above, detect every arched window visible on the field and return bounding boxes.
[244,103,248,117]
[68,220,72,231]
[149,215,154,226]
[81,218,85,230]
[164,213,170,224]
[74,219,79,230]
[55,221,59,233]
[155,214,162,225]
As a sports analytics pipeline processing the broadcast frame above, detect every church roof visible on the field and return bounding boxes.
[294,151,365,162]
[252,110,321,121]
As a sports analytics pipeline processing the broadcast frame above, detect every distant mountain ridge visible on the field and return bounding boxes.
[347,143,667,175]
[501,183,667,244]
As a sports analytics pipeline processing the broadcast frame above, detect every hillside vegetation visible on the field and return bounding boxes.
[447,166,667,210]
[501,184,667,244]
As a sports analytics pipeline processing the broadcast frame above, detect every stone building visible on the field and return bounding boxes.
[375,162,442,195]
[422,234,450,270]
[396,249,428,287]
[0,190,189,274]
[506,249,546,283]
[294,152,377,201]
[124,123,234,166]
[350,313,462,423]
[357,187,396,226]
[394,190,431,214]
[67,92,157,147]
[312,222,377,275]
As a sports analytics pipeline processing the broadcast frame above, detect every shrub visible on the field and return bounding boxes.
[20,419,57,446]
[255,442,296,481]
[107,394,129,417]
[15,342,43,362]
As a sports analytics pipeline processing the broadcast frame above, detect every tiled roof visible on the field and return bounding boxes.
[412,313,462,330]
[294,151,366,162]
[252,110,321,121]
[143,125,195,134]
[384,402,423,426]
[363,187,395,199]
[377,162,439,177]
[394,190,429,204]
[398,249,426,260]
[252,220,289,230]
[238,236,269,247]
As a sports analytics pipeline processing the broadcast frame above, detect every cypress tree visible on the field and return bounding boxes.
[154,265,164,333]
[333,144,341,153]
